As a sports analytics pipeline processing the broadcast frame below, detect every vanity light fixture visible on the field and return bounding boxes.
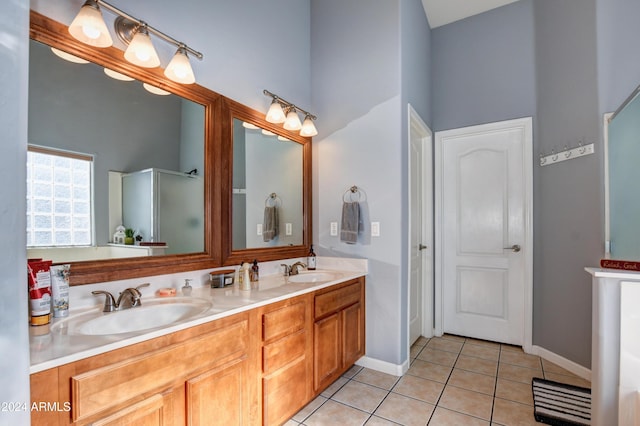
[69,0,203,83]
[123,23,160,68]
[68,0,113,48]
[263,89,318,137]
[283,107,302,131]
[265,99,286,123]
[300,114,319,137]
[164,46,196,84]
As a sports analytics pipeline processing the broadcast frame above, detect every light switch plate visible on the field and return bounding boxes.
[285,223,292,235]
[257,223,263,235]
[371,222,380,237]
[330,222,338,236]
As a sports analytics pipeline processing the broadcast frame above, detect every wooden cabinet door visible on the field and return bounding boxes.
[263,356,308,426]
[91,389,182,426]
[342,302,364,367]
[186,358,248,426]
[313,312,341,392]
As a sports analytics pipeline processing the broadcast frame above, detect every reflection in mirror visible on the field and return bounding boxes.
[232,119,303,249]
[607,85,640,260]
[27,39,205,263]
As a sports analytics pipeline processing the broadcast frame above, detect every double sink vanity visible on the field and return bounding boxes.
[30,259,367,425]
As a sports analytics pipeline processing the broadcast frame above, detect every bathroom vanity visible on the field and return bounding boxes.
[29,269,366,425]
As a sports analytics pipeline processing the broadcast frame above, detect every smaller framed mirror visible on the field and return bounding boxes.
[221,98,312,265]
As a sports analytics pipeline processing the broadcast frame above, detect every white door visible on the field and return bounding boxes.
[435,118,532,346]
[408,105,433,345]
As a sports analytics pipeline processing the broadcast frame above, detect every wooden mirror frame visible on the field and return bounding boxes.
[220,97,312,266]
[30,11,223,285]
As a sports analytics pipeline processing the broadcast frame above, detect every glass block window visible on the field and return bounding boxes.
[26,146,93,247]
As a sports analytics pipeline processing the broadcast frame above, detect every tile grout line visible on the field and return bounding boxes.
[425,336,465,425]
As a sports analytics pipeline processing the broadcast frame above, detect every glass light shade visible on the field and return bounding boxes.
[265,100,286,123]
[104,68,135,81]
[68,2,113,48]
[277,136,291,142]
[261,129,276,136]
[164,48,195,84]
[143,83,171,96]
[242,122,259,130]
[124,28,161,68]
[51,47,89,64]
[300,116,318,137]
[283,109,302,131]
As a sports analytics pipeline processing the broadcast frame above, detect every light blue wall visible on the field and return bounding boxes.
[431,0,536,132]
[533,0,601,368]
[311,0,431,367]
[311,0,403,366]
[0,0,31,424]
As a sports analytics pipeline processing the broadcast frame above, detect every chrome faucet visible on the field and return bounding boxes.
[92,283,150,312]
[289,261,307,276]
[281,264,291,277]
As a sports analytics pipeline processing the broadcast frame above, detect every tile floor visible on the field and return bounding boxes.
[285,334,591,426]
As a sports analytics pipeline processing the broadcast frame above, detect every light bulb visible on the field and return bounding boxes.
[283,108,302,131]
[165,47,195,84]
[68,1,113,48]
[300,115,318,137]
[124,26,160,68]
[265,100,286,123]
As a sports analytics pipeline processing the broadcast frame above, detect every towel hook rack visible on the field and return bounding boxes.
[265,192,281,207]
[342,185,365,202]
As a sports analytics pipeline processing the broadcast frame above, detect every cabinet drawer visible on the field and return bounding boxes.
[71,318,248,423]
[263,329,306,374]
[262,301,306,342]
[314,281,361,319]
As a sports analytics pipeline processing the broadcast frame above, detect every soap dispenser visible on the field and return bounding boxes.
[182,279,193,296]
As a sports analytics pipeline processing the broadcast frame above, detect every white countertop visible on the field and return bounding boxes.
[30,257,367,374]
[586,267,640,280]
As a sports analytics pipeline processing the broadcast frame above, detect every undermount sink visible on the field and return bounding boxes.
[287,271,339,283]
[52,297,212,336]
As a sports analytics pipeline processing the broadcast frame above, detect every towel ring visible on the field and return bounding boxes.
[265,192,281,207]
[342,185,365,202]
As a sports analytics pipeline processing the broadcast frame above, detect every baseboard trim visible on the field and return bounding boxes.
[529,345,591,382]
[356,347,591,382]
[355,356,408,377]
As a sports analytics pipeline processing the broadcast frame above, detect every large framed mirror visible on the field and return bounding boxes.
[29,11,223,285]
[221,98,312,265]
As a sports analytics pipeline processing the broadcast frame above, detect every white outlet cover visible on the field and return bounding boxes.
[257,223,263,235]
[330,222,338,236]
[285,223,292,235]
[371,222,380,237]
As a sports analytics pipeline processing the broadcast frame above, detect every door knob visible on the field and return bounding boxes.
[419,244,428,250]
[504,244,521,253]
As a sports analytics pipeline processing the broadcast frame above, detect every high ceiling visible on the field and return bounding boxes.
[422,0,520,28]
